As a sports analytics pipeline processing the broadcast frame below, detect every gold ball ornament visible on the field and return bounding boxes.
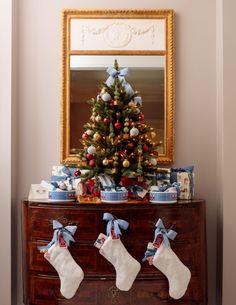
[123,159,130,168]
[128,101,136,108]
[102,158,109,166]
[151,132,156,139]
[93,132,101,141]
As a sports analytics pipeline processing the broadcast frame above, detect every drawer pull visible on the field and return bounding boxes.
[108,285,119,304]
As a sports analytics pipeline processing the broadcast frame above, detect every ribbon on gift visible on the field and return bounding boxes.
[150,182,180,193]
[99,174,114,188]
[106,67,134,96]
[103,212,129,238]
[154,218,177,248]
[126,184,144,198]
[38,220,77,251]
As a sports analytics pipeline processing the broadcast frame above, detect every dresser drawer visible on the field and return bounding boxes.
[122,206,200,243]
[29,240,98,274]
[28,206,98,240]
[30,275,203,305]
[30,239,198,277]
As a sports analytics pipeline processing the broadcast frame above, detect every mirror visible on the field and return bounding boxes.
[61,10,174,164]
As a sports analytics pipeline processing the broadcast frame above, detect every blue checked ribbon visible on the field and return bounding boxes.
[38,220,77,251]
[143,219,177,262]
[106,67,134,96]
[154,219,177,247]
[103,212,129,238]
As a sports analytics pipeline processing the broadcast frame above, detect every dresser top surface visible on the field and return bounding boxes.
[23,198,205,209]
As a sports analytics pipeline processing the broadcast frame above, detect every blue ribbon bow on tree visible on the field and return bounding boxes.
[103,212,129,238]
[38,220,77,251]
[106,67,134,96]
[143,218,177,261]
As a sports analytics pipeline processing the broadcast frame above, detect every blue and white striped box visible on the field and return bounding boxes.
[48,190,76,202]
[149,191,177,204]
[100,190,128,203]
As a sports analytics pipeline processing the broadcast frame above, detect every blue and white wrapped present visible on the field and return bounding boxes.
[51,165,78,183]
[100,186,128,203]
[48,190,76,202]
[149,186,177,204]
[170,166,194,200]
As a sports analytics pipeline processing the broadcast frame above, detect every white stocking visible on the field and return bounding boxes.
[44,244,84,299]
[152,243,191,299]
[99,236,141,291]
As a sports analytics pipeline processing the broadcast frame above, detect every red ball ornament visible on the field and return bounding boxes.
[82,132,88,140]
[152,151,158,156]
[114,121,122,129]
[143,144,149,151]
[89,159,95,167]
[74,170,81,177]
[86,153,93,160]
[118,150,125,157]
[138,113,145,120]
[103,117,110,124]
[109,100,115,108]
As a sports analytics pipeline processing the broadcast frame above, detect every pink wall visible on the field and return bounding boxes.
[16,1,218,304]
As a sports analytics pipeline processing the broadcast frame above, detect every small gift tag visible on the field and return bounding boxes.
[111,227,120,240]
[58,235,67,248]
[94,233,107,249]
[153,234,164,248]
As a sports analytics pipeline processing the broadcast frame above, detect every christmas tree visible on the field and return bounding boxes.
[78,60,159,187]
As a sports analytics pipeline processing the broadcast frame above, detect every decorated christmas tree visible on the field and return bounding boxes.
[78,60,159,188]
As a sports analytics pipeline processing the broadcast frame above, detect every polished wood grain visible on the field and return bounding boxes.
[22,199,207,305]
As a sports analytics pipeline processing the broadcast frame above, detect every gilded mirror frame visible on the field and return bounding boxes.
[61,9,174,164]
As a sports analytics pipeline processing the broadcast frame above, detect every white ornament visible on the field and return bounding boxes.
[95,115,102,122]
[130,127,139,137]
[150,158,157,166]
[87,145,96,155]
[86,129,93,136]
[102,92,111,102]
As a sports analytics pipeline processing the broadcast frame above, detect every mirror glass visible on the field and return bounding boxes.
[61,10,174,164]
[70,55,165,153]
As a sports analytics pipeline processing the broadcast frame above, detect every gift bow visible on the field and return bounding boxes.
[62,166,75,177]
[126,185,143,198]
[106,67,134,96]
[154,218,177,247]
[103,212,129,238]
[38,220,77,251]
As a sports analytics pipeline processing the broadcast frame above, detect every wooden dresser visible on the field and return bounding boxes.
[22,199,207,305]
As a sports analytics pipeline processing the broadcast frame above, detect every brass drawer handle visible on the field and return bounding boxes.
[108,285,119,304]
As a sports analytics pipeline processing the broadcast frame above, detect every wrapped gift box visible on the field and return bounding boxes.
[48,190,76,202]
[100,189,128,203]
[170,166,194,200]
[149,191,177,204]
